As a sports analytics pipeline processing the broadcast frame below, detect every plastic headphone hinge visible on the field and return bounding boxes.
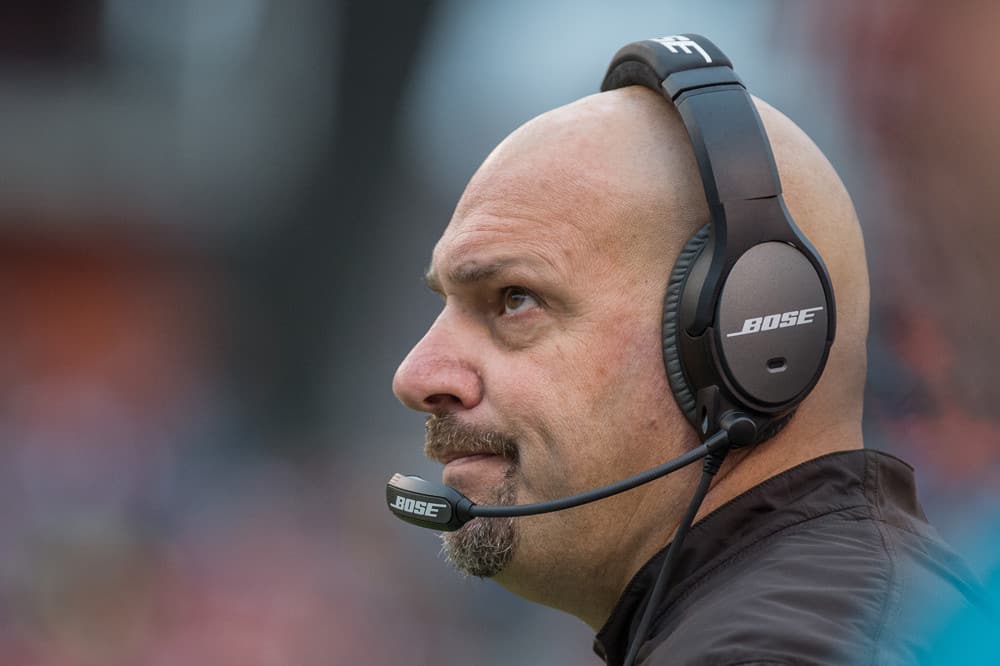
[694,386,721,437]
[719,411,758,448]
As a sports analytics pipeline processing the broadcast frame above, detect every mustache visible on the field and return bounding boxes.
[424,415,519,464]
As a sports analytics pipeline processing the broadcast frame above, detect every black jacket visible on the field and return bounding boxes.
[594,450,988,665]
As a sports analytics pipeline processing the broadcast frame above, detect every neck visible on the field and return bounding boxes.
[581,416,864,631]
[697,417,864,531]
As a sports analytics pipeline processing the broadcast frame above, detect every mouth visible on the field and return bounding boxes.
[441,452,515,494]
[439,451,499,466]
[423,416,520,494]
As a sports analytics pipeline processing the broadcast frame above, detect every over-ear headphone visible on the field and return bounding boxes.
[601,34,836,446]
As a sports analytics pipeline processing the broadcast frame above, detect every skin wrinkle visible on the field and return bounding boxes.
[392,86,869,631]
[447,214,593,276]
[438,236,577,306]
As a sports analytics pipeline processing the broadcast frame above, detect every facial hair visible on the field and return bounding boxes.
[425,415,519,578]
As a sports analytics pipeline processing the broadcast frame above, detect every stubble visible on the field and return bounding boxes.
[425,415,519,578]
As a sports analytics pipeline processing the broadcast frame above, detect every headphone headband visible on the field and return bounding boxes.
[601,35,799,335]
[600,34,836,440]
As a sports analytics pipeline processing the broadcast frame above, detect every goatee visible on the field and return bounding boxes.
[425,415,519,578]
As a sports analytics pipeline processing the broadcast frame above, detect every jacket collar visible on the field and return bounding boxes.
[593,449,917,665]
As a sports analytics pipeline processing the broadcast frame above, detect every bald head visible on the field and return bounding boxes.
[455,87,707,272]
[448,86,868,446]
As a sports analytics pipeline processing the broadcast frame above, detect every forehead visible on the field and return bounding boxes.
[432,167,625,277]
[434,211,585,273]
[432,213,594,292]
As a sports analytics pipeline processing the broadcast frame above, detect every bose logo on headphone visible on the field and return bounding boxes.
[651,35,712,63]
[391,495,448,518]
[727,306,824,338]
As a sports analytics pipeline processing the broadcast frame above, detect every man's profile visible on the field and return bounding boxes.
[388,35,985,665]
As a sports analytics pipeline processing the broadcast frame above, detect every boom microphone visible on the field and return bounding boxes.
[386,427,735,531]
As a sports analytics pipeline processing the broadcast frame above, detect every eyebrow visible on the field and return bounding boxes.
[423,259,537,294]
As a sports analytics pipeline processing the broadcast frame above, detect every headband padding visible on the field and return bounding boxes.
[601,36,733,94]
[602,60,663,94]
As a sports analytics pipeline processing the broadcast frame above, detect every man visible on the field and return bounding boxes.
[391,56,985,664]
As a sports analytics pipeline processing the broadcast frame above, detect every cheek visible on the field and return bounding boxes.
[564,308,668,412]
[491,310,671,489]
[526,323,653,418]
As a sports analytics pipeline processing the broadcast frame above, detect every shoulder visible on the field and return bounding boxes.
[642,507,980,665]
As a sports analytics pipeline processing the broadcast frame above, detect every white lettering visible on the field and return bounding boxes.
[737,317,762,336]
[761,314,781,331]
[727,307,824,338]
[796,306,823,325]
[651,35,712,64]
[391,495,447,518]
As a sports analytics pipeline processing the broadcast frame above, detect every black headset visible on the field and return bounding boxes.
[600,35,835,444]
[386,34,836,666]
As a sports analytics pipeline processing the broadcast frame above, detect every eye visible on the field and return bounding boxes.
[502,287,539,315]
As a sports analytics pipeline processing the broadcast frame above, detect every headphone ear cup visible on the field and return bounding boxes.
[662,225,711,424]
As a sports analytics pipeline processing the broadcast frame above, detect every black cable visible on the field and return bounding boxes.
[469,430,730,518]
[622,447,730,666]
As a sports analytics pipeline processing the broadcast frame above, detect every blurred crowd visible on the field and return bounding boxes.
[0,2,996,664]
[800,0,1000,575]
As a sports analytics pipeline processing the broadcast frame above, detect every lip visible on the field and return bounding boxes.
[443,453,498,468]
[442,453,511,491]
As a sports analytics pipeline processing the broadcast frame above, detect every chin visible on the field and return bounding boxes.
[440,520,517,578]
[439,491,518,579]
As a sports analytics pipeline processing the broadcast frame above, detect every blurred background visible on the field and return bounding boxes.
[0,1,997,664]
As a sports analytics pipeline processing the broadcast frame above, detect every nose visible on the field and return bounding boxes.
[392,315,484,415]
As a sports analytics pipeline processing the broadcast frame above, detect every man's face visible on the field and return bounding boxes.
[392,95,699,593]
